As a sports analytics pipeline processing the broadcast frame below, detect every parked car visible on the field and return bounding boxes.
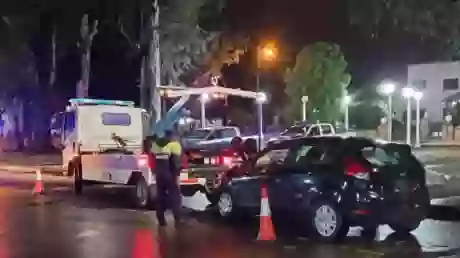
[211,136,430,242]
[267,122,357,144]
[182,126,241,150]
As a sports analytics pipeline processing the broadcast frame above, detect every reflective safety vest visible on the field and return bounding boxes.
[151,140,182,176]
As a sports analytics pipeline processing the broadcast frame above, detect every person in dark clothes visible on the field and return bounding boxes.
[150,130,183,226]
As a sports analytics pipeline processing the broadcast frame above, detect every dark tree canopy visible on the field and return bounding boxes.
[348,0,460,57]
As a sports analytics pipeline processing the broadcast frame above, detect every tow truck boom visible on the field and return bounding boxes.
[151,85,264,137]
[151,95,190,137]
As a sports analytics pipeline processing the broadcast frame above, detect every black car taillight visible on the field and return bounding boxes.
[345,160,371,180]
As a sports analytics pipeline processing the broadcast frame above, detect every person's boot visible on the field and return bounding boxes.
[157,214,167,227]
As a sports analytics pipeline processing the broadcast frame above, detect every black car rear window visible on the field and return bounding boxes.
[360,144,415,167]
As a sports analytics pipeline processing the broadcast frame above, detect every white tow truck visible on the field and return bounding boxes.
[52,98,154,207]
[51,98,206,208]
[50,86,268,207]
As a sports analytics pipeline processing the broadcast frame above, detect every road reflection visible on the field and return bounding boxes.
[0,190,11,258]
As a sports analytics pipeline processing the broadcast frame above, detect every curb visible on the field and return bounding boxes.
[419,144,460,148]
[0,165,64,176]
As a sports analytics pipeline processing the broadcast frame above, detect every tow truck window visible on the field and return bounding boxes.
[63,111,76,139]
[50,113,63,133]
[101,113,131,126]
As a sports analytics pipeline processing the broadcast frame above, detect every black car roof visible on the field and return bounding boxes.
[267,136,410,151]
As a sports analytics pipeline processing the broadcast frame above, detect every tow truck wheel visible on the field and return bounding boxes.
[133,177,150,209]
[65,164,74,177]
[205,175,222,205]
[217,191,237,219]
[73,164,83,196]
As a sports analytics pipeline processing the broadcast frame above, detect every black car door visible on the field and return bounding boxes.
[267,168,298,211]
[266,144,314,211]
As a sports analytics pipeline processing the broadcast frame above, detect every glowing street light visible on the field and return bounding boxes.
[379,82,396,141]
[380,82,396,95]
[256,92,268,104]
[414,91,423,147]
[260,43,277,61]
[256,42,277,92]
[402,87,415,145]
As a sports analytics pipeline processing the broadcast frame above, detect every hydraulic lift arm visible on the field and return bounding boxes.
[151,95,191,137]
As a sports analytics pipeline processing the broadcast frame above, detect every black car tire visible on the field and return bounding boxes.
[133,177,150,209]
[362,226,378,240]
[309,200,349,242]
[389,220,421,234]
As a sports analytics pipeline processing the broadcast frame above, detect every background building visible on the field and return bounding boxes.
[407,61,460,123]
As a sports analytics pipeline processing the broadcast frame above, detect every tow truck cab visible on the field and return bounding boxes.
[50,99,156,207]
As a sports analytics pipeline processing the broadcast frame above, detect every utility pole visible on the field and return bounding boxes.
[139,9,147,111]
[150,0,162,122]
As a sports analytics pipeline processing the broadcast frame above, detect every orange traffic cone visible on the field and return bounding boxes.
[32,168,45,195]
[257,184,276,241]
[131,229,159,258]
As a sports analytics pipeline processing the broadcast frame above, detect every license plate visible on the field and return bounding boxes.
[190,153,202,159]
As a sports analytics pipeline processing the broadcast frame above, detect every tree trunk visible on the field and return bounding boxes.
[49,24,56,89]
[78,14,98,98]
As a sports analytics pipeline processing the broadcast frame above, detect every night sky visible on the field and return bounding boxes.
[54,0,444,105]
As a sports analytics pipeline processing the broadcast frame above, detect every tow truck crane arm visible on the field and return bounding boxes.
[151,95,191,137]
[149,86,262,137]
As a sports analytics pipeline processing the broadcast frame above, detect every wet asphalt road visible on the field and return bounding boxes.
[0,172,459,257]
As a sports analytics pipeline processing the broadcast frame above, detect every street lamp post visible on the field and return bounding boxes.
[402,87,414,145]
[344,95,352,130]
[255,43,276,150]
[256,92,268,151]
[301,96,308,121]
[200,93,209,128]
[380,82,396,141]
[414,91,423,147]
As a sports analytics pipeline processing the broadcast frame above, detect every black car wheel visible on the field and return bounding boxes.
[389,220,421,234]
[362,226,378,240]
[309,200,349,242]
[133,177,150,209]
